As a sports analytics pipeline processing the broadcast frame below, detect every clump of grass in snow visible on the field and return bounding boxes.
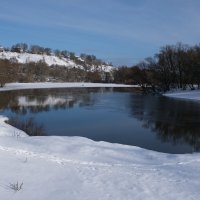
[8,182,23,192]
[6,117,46,136]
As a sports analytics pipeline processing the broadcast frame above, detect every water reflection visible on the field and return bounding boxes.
[7,116,46,136]
[129,94,200,151]
[0,88,109,114]
[0,88,200,153]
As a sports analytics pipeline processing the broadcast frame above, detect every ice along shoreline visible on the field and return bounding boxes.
[0,82,138,92]
[163,89,200,101]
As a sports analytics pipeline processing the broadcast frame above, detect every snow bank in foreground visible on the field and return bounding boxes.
[0,116,27,137]
[0,82,137,92]
[0,116,200,200]
[164,89,200,101]
[0,84,199,199]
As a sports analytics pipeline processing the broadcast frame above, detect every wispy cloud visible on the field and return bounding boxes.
[2,0,199,43]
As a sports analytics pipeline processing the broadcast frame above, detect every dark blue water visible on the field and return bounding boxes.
[0,88,200,154]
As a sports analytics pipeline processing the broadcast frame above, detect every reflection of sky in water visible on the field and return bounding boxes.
[0,88,200,154]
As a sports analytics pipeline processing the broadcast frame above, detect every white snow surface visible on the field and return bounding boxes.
[164,89,200,101]
[0,116,27,137]
[0,52,114,72]
[0,82,137,92]
[0,117,200,200]
[90,64,113,73]
[0,84,200,199]
[0,52,76,67]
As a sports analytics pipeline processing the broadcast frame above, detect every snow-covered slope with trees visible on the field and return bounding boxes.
[0,51,113,72]
[0,52,75,67]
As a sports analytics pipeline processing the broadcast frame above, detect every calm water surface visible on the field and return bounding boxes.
[0,88,200,154]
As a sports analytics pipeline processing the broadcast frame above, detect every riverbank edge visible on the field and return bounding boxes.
[0,82,139,92]
[163,89,200,101]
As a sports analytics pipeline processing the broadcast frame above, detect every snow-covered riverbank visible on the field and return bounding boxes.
[0,116,200,200]
[0,83,200,200]
[0,82,138,92]
[164,89,200,101]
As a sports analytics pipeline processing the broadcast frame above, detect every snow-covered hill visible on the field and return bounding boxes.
[0,51,114,73]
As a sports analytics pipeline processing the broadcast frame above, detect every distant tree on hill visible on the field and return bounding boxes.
[30,45,45,54]
[80,53,87,59]
[54,49,62,57]
[29,45,52,55]
[61,50,70,58]
[11,43,28,52]
[44,48,52,55]
[69,52,76,60]
[80,53,104,66]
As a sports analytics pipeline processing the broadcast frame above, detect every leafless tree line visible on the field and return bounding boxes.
[114,43,200,91]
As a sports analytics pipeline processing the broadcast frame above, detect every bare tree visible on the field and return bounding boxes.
[0,60,18,87]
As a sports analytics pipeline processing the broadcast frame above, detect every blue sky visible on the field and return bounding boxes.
[1,0,200,66]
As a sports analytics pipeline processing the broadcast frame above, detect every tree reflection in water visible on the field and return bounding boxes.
[0,88,200,152]
[128,94,200,151]
[6,116,46,136]
[0,88,114,137]
[0,88,106,114]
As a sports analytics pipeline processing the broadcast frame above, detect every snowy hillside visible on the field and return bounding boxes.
[0,51,114,72]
